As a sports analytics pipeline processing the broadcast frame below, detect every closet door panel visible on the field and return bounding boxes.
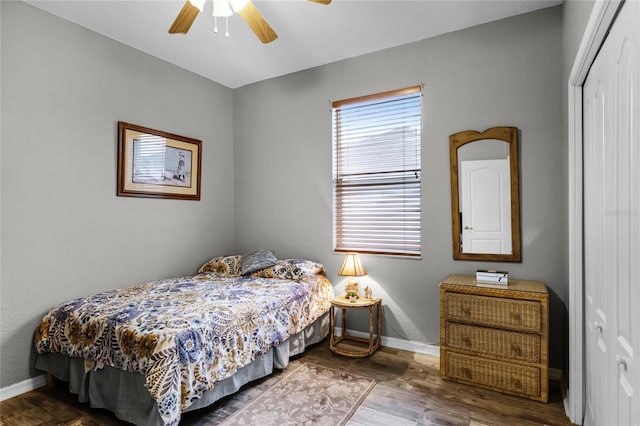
[583,2,639,425]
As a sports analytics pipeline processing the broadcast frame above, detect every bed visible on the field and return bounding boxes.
[34,251,334,426]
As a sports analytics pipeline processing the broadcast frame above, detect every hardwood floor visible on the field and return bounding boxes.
[0,341,573,425]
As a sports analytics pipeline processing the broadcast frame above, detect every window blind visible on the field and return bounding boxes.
[332,86,422,257]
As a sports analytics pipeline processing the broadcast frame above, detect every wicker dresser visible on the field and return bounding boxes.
[439,274,549,402]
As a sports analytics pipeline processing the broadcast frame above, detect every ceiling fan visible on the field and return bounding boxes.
[169,0,331,44]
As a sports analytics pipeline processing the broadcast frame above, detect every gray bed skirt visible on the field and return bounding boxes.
[35,312,329,425]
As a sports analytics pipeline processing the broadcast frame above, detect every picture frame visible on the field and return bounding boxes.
[117,121,202,200]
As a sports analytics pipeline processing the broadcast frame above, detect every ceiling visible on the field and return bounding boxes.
[26,0,562,89]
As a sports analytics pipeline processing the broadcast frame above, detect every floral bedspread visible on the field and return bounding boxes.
[34,271,333,425]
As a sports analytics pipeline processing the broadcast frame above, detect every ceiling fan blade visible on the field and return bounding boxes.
[309,0,332,4]
[168,1,201,34]
[237,1,278,44]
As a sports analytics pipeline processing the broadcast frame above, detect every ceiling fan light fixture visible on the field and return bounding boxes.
[187,0,206,12]
[171,0,329,43]
[212,0,232,17]
[213,16,229,35]
[212,0,232,36]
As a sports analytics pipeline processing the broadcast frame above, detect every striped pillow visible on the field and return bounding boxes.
[240,250,278,276]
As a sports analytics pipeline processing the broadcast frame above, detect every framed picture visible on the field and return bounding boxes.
[117,122,202,200]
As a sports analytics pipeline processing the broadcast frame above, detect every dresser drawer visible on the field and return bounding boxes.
[444,292,541,332]
[444,351,541,398]
[445,322,541,363]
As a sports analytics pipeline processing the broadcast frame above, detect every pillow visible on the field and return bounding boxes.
[198,255,242,276]
[280,259,324,277]
[240,250,278,276]
[250,267,276,279]
[252,259,325,281]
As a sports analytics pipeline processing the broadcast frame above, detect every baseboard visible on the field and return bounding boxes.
[0,374,47,402]
[336,327,440,356]
[549,367,563,383]
[550,368,571,420]
[548,365,573,418]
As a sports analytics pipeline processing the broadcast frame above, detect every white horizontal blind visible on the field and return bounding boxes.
[333,86,422,257]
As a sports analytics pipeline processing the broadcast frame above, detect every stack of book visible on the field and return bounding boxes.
[476,270,509,287]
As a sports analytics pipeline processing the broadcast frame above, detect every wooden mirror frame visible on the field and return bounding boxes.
[449,126,521,262]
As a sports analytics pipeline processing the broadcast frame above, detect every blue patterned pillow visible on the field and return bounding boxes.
[240,250,278,276]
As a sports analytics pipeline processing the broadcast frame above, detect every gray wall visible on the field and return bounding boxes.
[0,1,592,390]
[0,1,235,388]
[234,7,567,367]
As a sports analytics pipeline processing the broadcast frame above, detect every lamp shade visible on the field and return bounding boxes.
[212,0,233,17]
[338,253,367,277]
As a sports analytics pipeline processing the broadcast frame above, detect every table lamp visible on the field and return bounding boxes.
[338,253,367,300]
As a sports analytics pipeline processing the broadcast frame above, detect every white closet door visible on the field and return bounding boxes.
[584,56,613,426]
[583,1,639,425]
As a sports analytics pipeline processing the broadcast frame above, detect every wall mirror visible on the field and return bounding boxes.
[449,126,521,262]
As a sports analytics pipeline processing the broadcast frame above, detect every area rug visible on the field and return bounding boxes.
[220,363,377,425]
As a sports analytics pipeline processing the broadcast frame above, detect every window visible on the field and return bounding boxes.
[332,86,422,257]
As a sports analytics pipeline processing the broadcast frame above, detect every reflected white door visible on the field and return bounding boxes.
[460,159,511,254]
[583,1,639,424]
